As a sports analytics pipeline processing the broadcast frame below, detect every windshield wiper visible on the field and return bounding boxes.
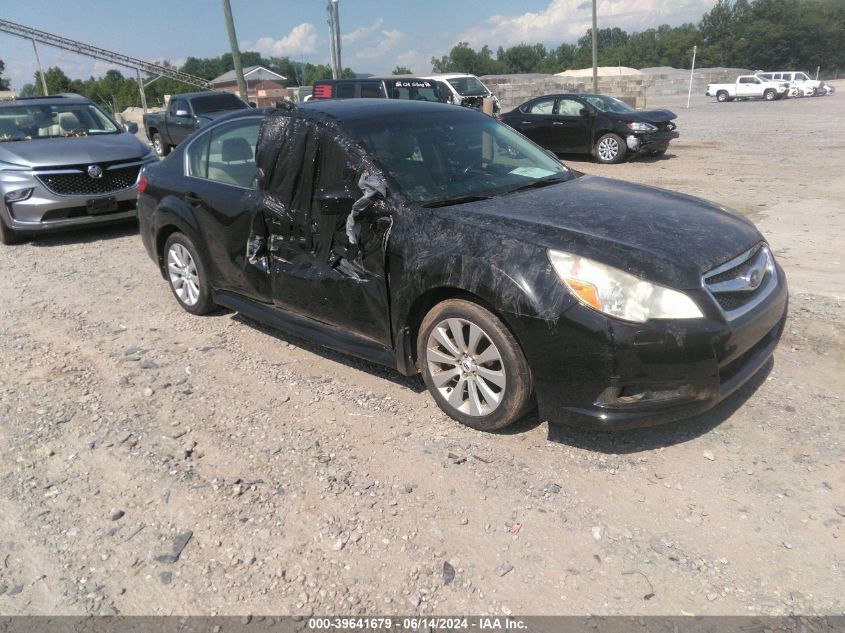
[506,176,568,194]
[421,194,492,208]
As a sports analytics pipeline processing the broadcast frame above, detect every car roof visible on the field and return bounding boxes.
[201,106,275,125]
[298,98,468,121]
[170,90,244,100]
[0,94,92,107]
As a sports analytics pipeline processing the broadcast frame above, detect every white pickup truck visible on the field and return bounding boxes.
[706,75,789,102]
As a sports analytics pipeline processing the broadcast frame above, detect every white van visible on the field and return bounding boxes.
[421,73,500,113]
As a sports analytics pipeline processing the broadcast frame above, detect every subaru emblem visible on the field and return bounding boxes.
[87,165,104,179]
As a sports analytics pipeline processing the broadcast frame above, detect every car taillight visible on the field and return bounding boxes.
[138,172,148,195]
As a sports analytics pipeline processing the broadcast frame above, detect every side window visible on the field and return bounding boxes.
[169,99,185,116]
[205,119,261,188]
[337,83,355,99]
[359,82,384,98]
[557,98,583,116]
[186,131,210,178]
[525,98,556,114]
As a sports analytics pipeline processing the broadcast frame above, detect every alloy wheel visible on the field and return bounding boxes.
[598,137,619,162]
[426,317,506,417]
[167,243,200,306]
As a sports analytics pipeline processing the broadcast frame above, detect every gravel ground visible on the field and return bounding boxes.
[0,85,843,617]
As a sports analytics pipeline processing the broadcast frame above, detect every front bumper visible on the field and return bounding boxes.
[0,159,155,234]
[511,265,788,430]
[626,130,679,153]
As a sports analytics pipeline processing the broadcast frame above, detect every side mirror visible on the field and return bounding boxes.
[175,109,190,117]
[579,107,592,118]
[315,184,362,216]
[124,122,139,134]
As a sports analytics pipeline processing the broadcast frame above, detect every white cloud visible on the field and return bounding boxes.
[460,0,716,47]
[353,29,405,61]
[248,23,320,57]
[343,18,385,44]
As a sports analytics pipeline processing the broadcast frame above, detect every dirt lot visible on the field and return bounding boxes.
[1,86,843,617]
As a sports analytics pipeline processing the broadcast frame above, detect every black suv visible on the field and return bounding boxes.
[312,77,451,104]
[138,100,786,432]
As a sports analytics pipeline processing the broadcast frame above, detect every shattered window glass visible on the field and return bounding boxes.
[345,110,568,205]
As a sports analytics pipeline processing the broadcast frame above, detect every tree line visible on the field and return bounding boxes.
[1,0,842,111]
[432,0,845,75]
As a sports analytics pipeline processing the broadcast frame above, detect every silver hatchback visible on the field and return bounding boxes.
[0,94,157,244]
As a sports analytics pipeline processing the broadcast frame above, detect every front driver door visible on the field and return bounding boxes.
[168,98,195,145]
[261,119,392,345]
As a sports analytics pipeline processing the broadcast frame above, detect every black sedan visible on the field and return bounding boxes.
[137,99,786,432]
[499,93,679,164]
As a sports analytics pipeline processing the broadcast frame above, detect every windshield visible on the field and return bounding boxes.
[345,110,570,205]
[446,76,490,97]
[192,93,249,114]
[581,95,636,113]
[0,103,119,142]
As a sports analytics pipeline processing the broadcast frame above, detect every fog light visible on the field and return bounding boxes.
[626,135,640,151]
[4,188,33,203]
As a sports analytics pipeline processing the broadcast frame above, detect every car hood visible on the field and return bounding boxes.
[436,175,762,289]
[603,108,677,123]
[0,132,151,168]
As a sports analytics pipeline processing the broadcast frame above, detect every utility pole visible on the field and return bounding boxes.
[591,0,598,93]
[326,0,342,79]
[332,0,342,76]
[31,38,48,96]
[327,1,338,79]
[136,68,148,113]
[221,0,248,102]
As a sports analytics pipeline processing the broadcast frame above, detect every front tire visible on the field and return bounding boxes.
[0,218,23,245]
[595,133,626,164]
[152,133,171,157]
[418,299,532,431]
[163,232,215,315]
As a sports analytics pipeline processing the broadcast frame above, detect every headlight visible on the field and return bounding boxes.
[626,122,657,132]
[4,188,33,203]
[548,249,704,323]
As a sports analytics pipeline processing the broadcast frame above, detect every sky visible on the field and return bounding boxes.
[0,0,718,89]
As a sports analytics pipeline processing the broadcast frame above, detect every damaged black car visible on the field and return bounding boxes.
[499,93,679,164]
[137,99,787,432]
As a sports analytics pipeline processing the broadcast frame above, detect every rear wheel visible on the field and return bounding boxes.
[152,133,171,157]
[418,299,532,431]
[595,133,626,164]
[163,232,215,315]
[716,91,728,102]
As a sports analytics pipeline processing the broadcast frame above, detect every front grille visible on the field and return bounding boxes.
[37,164,141,196]
[703,244,777,319]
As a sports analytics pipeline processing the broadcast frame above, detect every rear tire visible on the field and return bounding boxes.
[716,90,728,103]
[162,232,215,315]
[418,299,532,431]
[0,218,23,245]
[152,133,171,157]
[595,133,626,164]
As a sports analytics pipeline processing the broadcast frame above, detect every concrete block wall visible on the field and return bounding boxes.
[481,68,752,110]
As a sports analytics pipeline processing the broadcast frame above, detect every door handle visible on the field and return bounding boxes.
[184,192,202,206]
[521,121,532,124]
[552,122,566,126]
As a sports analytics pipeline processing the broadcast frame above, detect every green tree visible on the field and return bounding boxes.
[431,42,501,75]
[392,65,412,75]
[35,67,72,96]
[0,58,9,91]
